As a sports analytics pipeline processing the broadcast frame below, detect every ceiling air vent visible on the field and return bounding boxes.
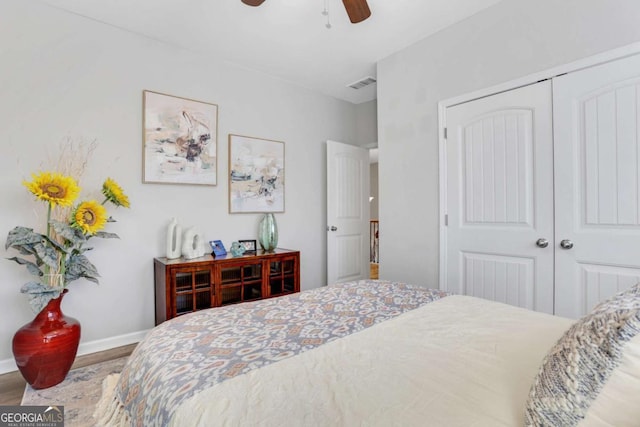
[347,76,377,90]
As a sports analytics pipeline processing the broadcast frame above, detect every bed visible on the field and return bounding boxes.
[95,280,640,426]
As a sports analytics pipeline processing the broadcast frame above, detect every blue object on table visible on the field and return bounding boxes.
[230,241,246,257]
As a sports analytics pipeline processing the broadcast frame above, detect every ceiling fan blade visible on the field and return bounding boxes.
[241,0,266,6]
[342,0,371,24]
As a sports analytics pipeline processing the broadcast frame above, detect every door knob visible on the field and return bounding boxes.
[327,226,338,232]
[560,239,574,249]
[536,238,549,248]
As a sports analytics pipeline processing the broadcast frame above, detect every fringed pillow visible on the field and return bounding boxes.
[524,283,640,426]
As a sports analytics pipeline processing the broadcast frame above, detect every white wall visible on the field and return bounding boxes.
[377,0,640,286]
[355,100,378,146]
[0,0,360,367]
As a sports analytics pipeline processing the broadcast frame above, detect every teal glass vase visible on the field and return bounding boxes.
[258,213,278,252]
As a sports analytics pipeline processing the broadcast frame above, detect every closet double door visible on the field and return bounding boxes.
[445,53,640,318]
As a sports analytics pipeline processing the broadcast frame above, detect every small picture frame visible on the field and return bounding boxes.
[209,240,227,257]
[239,239,257,254]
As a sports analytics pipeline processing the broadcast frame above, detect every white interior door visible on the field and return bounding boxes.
[553,54,640,318]
[327,140,370,285]
[445,81,555,313]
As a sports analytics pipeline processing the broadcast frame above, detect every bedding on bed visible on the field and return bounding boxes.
[96,280,449,426]
[166,294,572,427]
[95,280,640,427]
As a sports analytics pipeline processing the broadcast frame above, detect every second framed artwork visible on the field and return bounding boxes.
[229,134,285,213]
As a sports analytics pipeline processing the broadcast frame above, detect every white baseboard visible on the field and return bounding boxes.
[0,329,150,375]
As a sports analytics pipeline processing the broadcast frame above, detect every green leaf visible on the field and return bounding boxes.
[5,227,43,250]
[20,281,54,294]
[43,235,68,254]
[50,220,87,245]
[82,275,99,284]
[5,227,67,271]
[94,231,120,239]
[20,282,62,314]
[34,243,59,269]
[6,257,43,276]
[65,254,100,284]
[70,245,92,256]
[15,244,38,256]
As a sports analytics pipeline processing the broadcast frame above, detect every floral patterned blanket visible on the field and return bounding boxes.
[104,280,449,426]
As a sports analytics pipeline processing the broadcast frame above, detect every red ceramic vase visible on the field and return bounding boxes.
[12,289,81,389]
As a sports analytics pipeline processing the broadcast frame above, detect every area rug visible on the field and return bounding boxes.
[21,357,128,427]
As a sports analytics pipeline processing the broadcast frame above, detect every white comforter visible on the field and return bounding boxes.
[166,295,572,426]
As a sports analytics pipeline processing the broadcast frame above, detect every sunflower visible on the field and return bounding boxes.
[102,178,130,208]
[24,172,80,207]
[72,200,108,235]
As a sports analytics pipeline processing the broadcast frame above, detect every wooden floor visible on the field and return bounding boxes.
[370,262,379,279]
[0,343,137,406]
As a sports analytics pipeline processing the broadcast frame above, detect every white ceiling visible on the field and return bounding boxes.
[41,0,502,104]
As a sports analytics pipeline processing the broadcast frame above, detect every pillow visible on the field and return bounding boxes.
[524,283,640,427]
[580,333,640,426]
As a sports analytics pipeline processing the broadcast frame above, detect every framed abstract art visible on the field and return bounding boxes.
[143,90,218,185]
[228,134,285,213]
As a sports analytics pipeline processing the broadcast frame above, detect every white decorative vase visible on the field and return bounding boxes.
[182,227,206,260]
[166,218,182,259]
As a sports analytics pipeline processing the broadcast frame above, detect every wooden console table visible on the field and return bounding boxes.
[154,248,300,324]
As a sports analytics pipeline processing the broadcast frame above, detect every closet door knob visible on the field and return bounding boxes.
[560,239,574,249]
[536,238,549,248]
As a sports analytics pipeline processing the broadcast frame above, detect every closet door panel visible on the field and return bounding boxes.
[462,252,534,309]
[554,53,640,318]
[445,81,554,313]
[580,263,640,315]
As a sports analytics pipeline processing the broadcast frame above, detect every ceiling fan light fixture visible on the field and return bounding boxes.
[241,0,266,6]
[239,0,371,25]
[342,0,371,24]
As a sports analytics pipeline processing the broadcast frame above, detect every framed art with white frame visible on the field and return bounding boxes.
[143,90,218,186]
[228,134,285,213]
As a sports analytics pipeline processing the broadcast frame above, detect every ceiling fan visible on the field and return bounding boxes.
[240,0,371,24]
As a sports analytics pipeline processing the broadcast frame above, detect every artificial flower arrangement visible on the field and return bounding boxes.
[5,167,130,313]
